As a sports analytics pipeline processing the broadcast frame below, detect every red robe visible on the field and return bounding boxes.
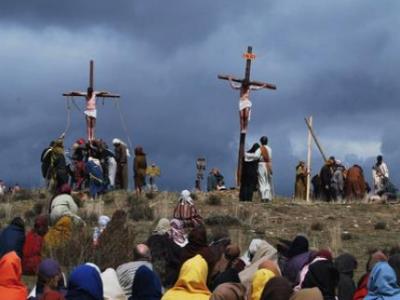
[22,230,44,275]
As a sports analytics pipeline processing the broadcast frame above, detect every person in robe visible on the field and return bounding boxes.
[27,258,67,300]
[130,265,162,300]
[0,217,25,258]
[289,288,323,300]
[364,262,400,300]
[92,215,111,246]
[240,143,260,202]
[146,218,182,288]
[331,162,345,202]
[334,253,357,300]
[250,267,276,300]
[161,254,212,300]
[48,139,69,194]
[113,139,129,190]
[372,155,390,195]
[116,244,153,298]
[133,146,147,195]
[345,165,366,200]
[0,251,28,300]
[294,161,307,200]
[319,159,334,202]
[49,185,81,225]
[210,245,241,291]
[173,190,203,229]
[42,216,72,256]
[246,136,273,202]
[100,268,126,300]
[169,219,188,247]
[66,264,103,300]
[22,215,49,275]
[86,156,106,200]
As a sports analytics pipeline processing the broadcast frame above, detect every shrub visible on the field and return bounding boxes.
[128,196,154,221]
[205,215,241,226]
[375,221,387,230]
[206,194,222,206]
[311,221,324,231]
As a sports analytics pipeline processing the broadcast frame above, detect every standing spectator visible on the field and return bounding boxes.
[133,146,147,196]
[345,165,366,200]
[0,180,5,196]
[319,159,334,202]
[0,217,25,258]
[294,161,307,200]
[113,139,129,190]
[240,143,260,201]
[331,163,345,202]
[372,155,390,195]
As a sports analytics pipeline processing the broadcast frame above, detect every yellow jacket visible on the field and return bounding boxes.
[162,254,211,300]
[250,269,275,300]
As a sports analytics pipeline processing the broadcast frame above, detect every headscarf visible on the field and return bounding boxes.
[368,251,388,272]
[44,216,72,249]
[289,288,323,300]
[35,259,65,298]
[153,218,171,235]
[181,226,215,268]
[250,269,275,300]
[260,276,293,300]
[388,254,400,287]
[287,235,309,258]
[170,219,187,247]
[335,253,357,275]
[34,215,49,236]
[112,138,131,157]
[365,262,400,300]
[131,265,162,300]
[0,251,28,300]
[98,215,111,232]
[66,264,103,300]
[210,283,247,300]
[162,254,211,300]
[180,190,193,205]
[100,268,127,300]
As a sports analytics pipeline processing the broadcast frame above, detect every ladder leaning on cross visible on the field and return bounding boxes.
[218,46,277,186]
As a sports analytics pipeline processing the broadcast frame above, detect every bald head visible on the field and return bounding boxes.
[133,244,151,261]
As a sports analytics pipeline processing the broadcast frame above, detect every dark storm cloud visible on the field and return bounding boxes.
[1,0,400,195]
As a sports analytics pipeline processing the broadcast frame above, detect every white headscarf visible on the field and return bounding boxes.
[112,138,131,157]
[98,215,111,231]
[180,189,193,205]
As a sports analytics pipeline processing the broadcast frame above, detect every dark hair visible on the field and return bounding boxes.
[248,143,260,153]
[260,136,268,145]
[11,217,25,229]
[377,155,383,162]
[87,87,93,95]
[135,146,145,156]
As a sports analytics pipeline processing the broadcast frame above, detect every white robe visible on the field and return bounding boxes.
[108,156,117,187]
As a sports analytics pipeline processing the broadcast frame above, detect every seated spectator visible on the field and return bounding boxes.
[131,265,162,300]
[260,276,293,300]
[22,215,49,275]
[289,288,323,300]
[250,267,276,300]
[169,219,188,247]
[28,258,66,300]
[42,216,72,256]
[0,217,25,258]
[172,190,203,229]
[100,268,126,300]
[146,218,182,288]
[334,253,357,300]
[210,245,241,291]
[162,254,211,300]
[116,244,153,298]
[49,185,81,225]
[207,168,226,191]
[0,251,28,299]
[66,264,103,300]
[365,261,400,300]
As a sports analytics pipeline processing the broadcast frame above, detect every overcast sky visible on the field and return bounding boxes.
[0,1,399,195]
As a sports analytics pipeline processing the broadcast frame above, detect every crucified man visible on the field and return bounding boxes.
[72,87,110,141]
[228,77,268,133]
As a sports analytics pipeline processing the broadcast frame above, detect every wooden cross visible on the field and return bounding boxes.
[218,46,276,186]
[62,60,120,140]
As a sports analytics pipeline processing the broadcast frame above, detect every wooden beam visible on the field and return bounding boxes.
[90,60,94,89]
[304,117,328,162]
[217,75,277,90]
[306,116,313,202]
[244,46,252,82]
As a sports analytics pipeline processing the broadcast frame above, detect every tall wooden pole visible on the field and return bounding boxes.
[306,116,313,202]
[89,60,94,89]
[304,118,328,162]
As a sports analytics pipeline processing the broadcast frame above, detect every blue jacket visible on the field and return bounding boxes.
[0,224,25,258]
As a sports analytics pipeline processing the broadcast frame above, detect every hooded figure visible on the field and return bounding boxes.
[43,216,72,256]
[0,251,28,300]
[289,288,323,300]
[210,283,247,300]
[365,262,400,300]
[146,218,182,288]
[173,190,203,229]
[334,253,357,300]
[130,265,162,300]
[0,217,25,258]
[250,269,276,300]
[260,276,293,300]
[66,264,103,300]
[133,146,147,195]
[113,139,129,190]
[100,268,126,300]
[162,254,211,300]
[22,215,49,275]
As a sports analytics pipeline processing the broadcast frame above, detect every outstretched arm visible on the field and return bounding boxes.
[228,77,241,90]
[250,84,268,91]
[63,91,87,97]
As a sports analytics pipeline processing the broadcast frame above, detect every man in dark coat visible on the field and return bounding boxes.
[319,159,334,201]
[0,217,25,258]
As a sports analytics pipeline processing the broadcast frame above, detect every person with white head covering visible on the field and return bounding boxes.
[93,215,111,246]
[172,190,203,229]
